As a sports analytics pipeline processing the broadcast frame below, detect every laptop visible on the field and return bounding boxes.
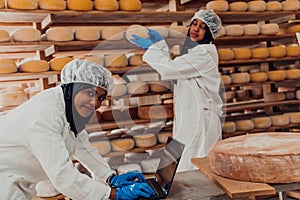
[138,137,185,200]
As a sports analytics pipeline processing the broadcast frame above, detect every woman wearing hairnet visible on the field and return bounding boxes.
[0,59,154,199]
[131,10,223,172]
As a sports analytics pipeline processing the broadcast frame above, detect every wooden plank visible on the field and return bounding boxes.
[219,57,300,66]
[191,157,276,198]
[0,71,60,82]
[286,190,300,199]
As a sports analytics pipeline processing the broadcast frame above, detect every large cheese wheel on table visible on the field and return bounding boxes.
[209,132,300,183]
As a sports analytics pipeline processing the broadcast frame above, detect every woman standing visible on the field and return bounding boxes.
[131,9,223,172]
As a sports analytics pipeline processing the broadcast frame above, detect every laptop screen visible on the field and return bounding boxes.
[155,137,185,193]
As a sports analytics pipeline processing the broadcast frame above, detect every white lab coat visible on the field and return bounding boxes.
[0,86,115,200]
[143,40,223,172]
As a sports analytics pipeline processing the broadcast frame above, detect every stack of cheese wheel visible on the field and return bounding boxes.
[46,27,74,42]
[209,132,300,183]
[19,60,50,73]
[119,0,142,11]
[67,0,93,11]
[127,82,149,95]
[260,23,279,35]
[284,112,300,124]
[243,24,260,36]
[104,54,128,68]
[221,75,232,85]
[138,104,173,120]
[133,133,157,148]
[117,164,142,175]
[49,57,73,71]
[168,25,188,38]
[235,119,254,131]
[266,1,282,11]
[282,0,300,11]
[125,24,148,43]
[149,81,170,93]
[287,25,300,34]
[111,138,135,151]
[38,0,66,10]
[12,28,41,42]
[101,26,125,40]
[251,116,272,129]
[75,27,101,41]
[90,139,111,156]
[225,25,243,36]
[270,115,289,127]
[229,1,248,11]
[0,30,11,42]
[232,48,251,60]
[286,45,300,57]
[218,49,235,61]
[267,70,287,81]
[7,0,38,9]
[81,55,104,66]
[94,0,119,11]
[251,47,269,59]
[222,121,236,134]
[128,54,144,66]
[206,0,229,11]
[264,92,285,102]
[250,71,268,83]
[247,0,266,11]
[268,46,286,58]
[286,69,300,80]
[230,72,250,84]
[0,59,17,74]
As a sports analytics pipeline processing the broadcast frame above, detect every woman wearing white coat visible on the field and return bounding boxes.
[0,59,154,199]
[131,10,223,172]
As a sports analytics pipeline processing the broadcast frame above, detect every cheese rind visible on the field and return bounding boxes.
[19,60,50,72]
[12,28,41,42]
[0,59,17,74]
[229,2,248,11]
[260,23,279,35]
[111,138,135,152]
[38,0,66,10]
[7,0,38,10]
[206,0,229,11]
[133,133,157,148]
[270,115,289,126]
[94,0,119,11]
[119,0,142,11]
[46,27,74,42]
[67,0,93,11]
[0,30,11,42]
[75,27,101,41]
[49,57,73,71]
[90,140,111,156]
[247,0,266,11]
[251,117,272,129]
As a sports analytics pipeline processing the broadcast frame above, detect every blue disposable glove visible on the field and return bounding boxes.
[111,171,146,188]
[130,34,153,50]
[147,28,164,43]
[116,182,155,200]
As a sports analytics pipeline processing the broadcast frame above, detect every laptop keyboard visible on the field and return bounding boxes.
[146,178,163,196]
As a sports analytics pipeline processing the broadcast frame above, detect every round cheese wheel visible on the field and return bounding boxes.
[296,90,300,100]
[138,104,173,120]
[218,49,235,61]
[267,70,287,81]
[230,72,250,84]
[219,26,226,37]
[46,27,74,42]
[7,0,38,9]
[0,30,11,42]
[156,131,172,144]
[117,164,142,175]
[222,121,236,134]
[286,45,300,57]
[287,25,300,34]
[49,57,73,71]
[104,54,128,68]
[90,140,111,156]
[284,112,300,124]
[168,26,188,38]
[75,27,101,41]
[271,115,289,126]
[260,23,279,35]
[81,55,104,66]
[67,0,93,11]
[264,92,285,102]
[221,75,232,85]
[125,25,148,43]
[12,28,41,42]
[0,0,4,8]
[128,54,144,66]
[282,0,300,11]
[247,0,266,11]
[229,1,247,11]
[149,81,170,93]
[111,138,135,152]
[133,133,157,148]
[268,46,286,58]
[94,0,119,11]
[251,117,272,129]
[206,0,229,11]
[19,60,50,72]
[148,26,169,38]
[286,69,300,80]
[111,84,127,97]
[250,72,268,83]
[266,1,282,11]
[38,0,66,10]
[251,47,269,59]
[0,91,28,107]
[0,59,17,74]
[223,91,235,103]
[127,82,149,95]
[101,26,124,40]
[209,132,300,183]
[225,25,243,36]
[232,48,251,60]
[235,119,254,131]
[119,0,142,11]
[242,24,260,36]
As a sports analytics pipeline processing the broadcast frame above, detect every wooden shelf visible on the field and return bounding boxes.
[0,71,60,82]
[219,56,300,66]
[223,79,300,89]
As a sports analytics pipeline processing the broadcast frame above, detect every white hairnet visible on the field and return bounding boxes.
[191,9,222,38]
[60,59,114,93]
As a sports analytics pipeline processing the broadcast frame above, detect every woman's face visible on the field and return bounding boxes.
[189,19,207,42]
[74,86,106,117]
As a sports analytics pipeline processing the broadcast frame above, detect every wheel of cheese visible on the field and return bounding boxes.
[7,0,38,10]
[0,59,17,74]
[101,108,123,121]
[286,69,300,80]
[12,28,41,42]
[117,164,142,175]
[156,131,172,144]
[168,26,188,38]
[266,1,282,11]
[282,0,300,11]
[229,1,247,11]
[111,84,127,97]
[81,55,104,66]
[104,54,128,68]
[67,0,93,11]
[221,75,232,85]
[94,0,119,11]
[251,117,272,129]
[90,140,111,156]
[287,25,300,34]
[271,115,289,126]
[0,30,11,42]
[230,72,250,84]
[264,92,285,102]
[0,91,28,107]
[46,27,74,42]
[223,91,235,103]
[209,132,300,183]
[148,26,169,38]
[149,81,170,93]
[125,25,148,43]
[138,104,173,120]
[49,57,73,71]
[247,0,266,11]
[101,26,125,40]
[268,46,286,58]
[232,48,251,60]
[235,119,254,131]
[206,1,229,11]
[267,70,287,81]
[38,0,66,10]
[219,26,226,37]
[286,45,300,57]
[251,47,269,59]
[250,72,268,83]
[222,121,236,134]
[284,112,300,124]
[140,158,160,173]
[296,90,300,100]
[133,133,157,148]
[0,0,4,8]
[19,60,50,73]
[128,54,144,66]
[111,138,135,152]
[225,25,243,36]
[218,49,235,61]
[127,82,149,95]
[75,27,100,41]
[260,23,279,35]
[119,0,142,11]
[242,24,260,36]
